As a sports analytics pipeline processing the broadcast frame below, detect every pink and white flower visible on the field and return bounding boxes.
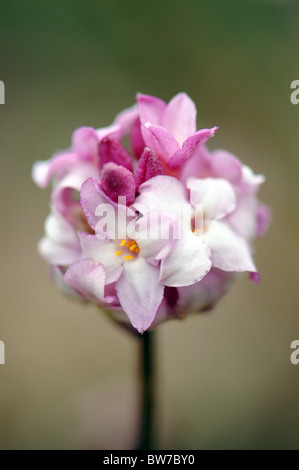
[33,92,271,333]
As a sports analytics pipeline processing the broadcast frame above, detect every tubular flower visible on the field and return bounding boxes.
[33,92,271,333]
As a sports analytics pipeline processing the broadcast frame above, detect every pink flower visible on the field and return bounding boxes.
[33,92,271,333]
[32,104,138,189]
[137,92,218,169]
[134,175,256,288]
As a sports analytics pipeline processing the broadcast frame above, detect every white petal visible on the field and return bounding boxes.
[204,220,256,272]
[115,258,164,332]
[187,177,236,220]
[79,233,122,284]
[38,212,81,265]
[160,232,212,287]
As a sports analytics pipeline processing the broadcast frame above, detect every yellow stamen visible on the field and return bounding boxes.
[129,244,137,251]
[123,255,134,260]
[115,250,122,256]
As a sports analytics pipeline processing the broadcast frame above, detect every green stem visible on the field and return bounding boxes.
[137,330,156,450]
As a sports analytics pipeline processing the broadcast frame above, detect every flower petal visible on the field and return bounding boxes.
[38,212,81,265]
[187,177,236,220]
[135,175,188,214]
[163,92,196,146]
[226,196,257,240]
[160,232,212,287]
[98,137,133,172]
[238,165,265,195]
[50,266,83,300]
[176,268,237,314]
[137,93,167,126]
[210,150,243,183]
[79,233,122,284]
[256,203,272,238]
[80,177,118,231]
[130,211,177,260]
[113,104,138,136]
[135,148,165,189]
[131,118,145,159]
[52,162,99,226]
[32,151,79,188]
[72,127,99,160]
[249,271,260,283]
[80,177,135,240]
[64,259,106,303]
[100,163,136,206]
[143,123,179,162]
[167,127,218,168]
[204,220,257,272]
[115,258,164,332]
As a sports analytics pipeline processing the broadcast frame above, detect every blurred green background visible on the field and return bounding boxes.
[0,0,298,449]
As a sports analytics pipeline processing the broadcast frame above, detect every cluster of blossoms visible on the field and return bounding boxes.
[32,93,271,333]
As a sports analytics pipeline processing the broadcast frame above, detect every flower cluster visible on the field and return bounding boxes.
[32,93,271,333]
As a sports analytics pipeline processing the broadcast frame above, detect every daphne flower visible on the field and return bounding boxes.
[32,104,138,189]
[181,146,272,241]
[134,175,256,288]
[33,92,271,333]
[64,177,170,332]
[137,92,218,169]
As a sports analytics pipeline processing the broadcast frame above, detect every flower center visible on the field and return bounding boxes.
[191,216,206,235]
[115,239,140,261]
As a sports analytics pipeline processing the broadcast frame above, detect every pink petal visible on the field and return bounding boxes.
[135,148,165,189]
[64,258,106,303]
[100,163,136,206]
[113,104,138,137]
[187,177,236,220]
[80,177,134,240]
[137,94,169,156]
[160,232,212,287]
[256,203,272,238]
[52,162,99,227]
[226,196,257,241]
[205,220,257,272]
[249,272,260,283]
[80,177,119,231]
[50,266,83,300]
[210,150,243,183]
[143,123,179,163]
[115,258,164,332]
[137,93,167,126]
[175,268,237,315]
[131,118,145,159]
[167,127,218,169]
[72,127,99,160]
[79,233,123,284]
[96,123,120,140]
[98,137,133,172]
[32,151,79,188]
[163,92,196,146]
[238,165,265,195]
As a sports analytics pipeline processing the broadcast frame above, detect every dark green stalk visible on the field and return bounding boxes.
[137,330,156,450]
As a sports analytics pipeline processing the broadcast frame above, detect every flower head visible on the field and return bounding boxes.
[33,92,271,333]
